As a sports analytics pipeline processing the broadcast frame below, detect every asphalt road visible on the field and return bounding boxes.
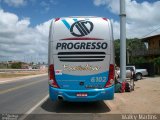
[24,100,113,120]
[0,75,48,114]
[0,75,114,120]
[1,75,159,120]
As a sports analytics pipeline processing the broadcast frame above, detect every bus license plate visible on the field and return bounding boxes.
[76,93,88,97]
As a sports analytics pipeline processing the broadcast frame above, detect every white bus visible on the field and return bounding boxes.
[48,16,115,102]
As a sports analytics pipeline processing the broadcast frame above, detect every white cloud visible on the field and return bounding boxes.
[93,0,160,39]
[40,0,58,13]
[110,19,120,39]
[0,9,51,62]
[2,0,27,7]
[94,0,107,6]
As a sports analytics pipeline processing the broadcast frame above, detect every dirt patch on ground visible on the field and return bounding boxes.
[106,77,160,114]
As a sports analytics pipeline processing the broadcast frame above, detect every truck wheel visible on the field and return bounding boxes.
[136,73,142,80]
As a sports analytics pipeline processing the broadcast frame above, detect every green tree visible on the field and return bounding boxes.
[114,38,146,65]
[114,39,120,66]
[154,57,160,65]
[130,57,147,64]
[11,62,22,69]
[154,57,160,74]
[127,38,146,51]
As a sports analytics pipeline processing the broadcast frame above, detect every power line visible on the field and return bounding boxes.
[142,25,160,38]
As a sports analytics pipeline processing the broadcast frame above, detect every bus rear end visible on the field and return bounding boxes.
[48,17,115,102]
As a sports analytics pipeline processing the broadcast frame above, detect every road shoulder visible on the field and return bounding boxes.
[0,73,47,84]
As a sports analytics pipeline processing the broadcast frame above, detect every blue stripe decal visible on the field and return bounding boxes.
[73,18,78,22]
[62,19,70,29]
[55,71,109,89]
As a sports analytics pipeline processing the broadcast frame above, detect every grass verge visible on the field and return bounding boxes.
[0,72,46,78]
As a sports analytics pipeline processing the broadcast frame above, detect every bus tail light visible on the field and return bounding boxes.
[55,18,60,22]
[103,18,108,21]
[105,64,114,88]
[49,64,59,88]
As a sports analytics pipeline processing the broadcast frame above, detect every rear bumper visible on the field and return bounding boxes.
[49,85,114,102]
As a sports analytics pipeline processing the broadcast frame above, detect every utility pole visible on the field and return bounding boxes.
[120,0,126,82]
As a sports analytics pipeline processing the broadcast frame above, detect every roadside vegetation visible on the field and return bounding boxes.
[114,38,160,75]
[154,57,160,74]
[114,38,146,65]
[10,62,22,69]
[0,71,46,78]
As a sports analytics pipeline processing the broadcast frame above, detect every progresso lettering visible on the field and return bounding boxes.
[56,42,108,50]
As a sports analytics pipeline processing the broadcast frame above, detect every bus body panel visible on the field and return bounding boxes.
[53,54,110,90]
[49,85,114,102]
[48,17,115,102]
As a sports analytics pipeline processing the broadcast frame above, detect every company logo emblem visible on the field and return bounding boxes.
[63,64,100,71]
[70,20,94,37]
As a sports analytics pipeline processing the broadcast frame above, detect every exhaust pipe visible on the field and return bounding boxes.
[58,95,64,101]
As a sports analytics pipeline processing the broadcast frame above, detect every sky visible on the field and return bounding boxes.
[0,0,160,62]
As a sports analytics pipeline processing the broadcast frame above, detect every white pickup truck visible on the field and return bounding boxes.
[116,66,148,80]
